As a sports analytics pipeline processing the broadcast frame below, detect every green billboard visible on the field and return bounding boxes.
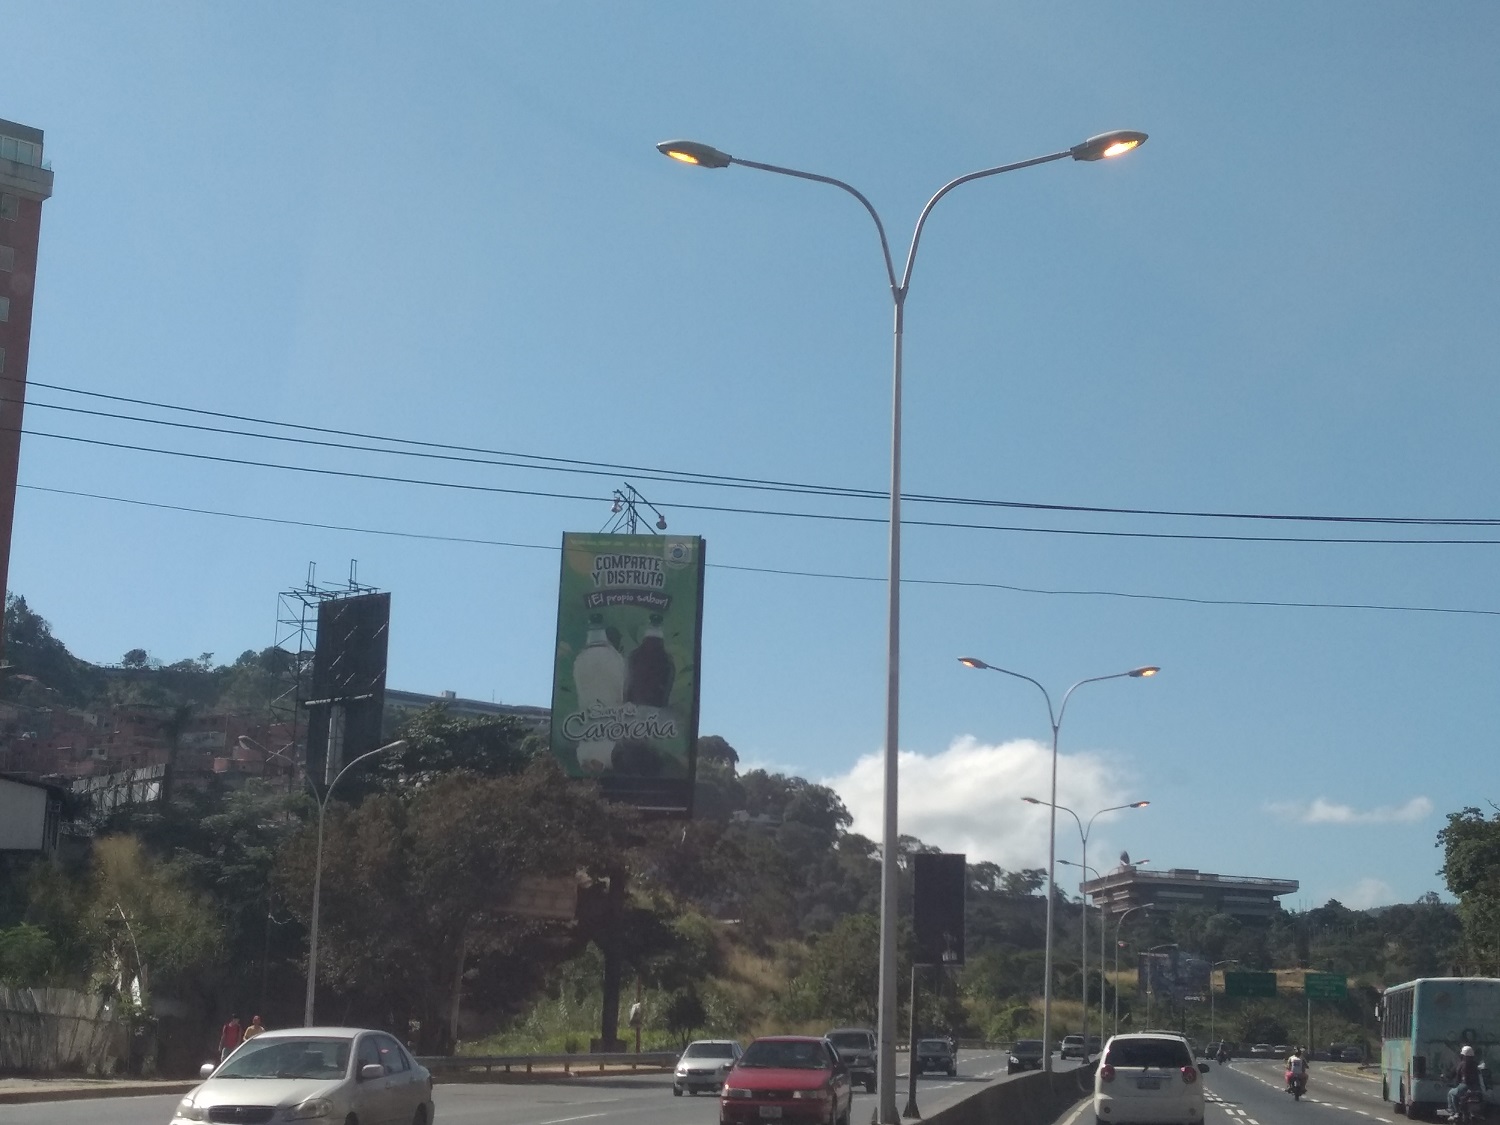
[1304,972,1348,999]
[1224,971,1277,998]
[549,533,706,815]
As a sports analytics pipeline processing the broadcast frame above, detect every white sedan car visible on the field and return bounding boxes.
[170,1026,434,1125]
[1095,1032,1207,1125]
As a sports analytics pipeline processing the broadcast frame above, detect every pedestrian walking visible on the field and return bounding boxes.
[220,1015,242,1062]
[243,1015,265,1040]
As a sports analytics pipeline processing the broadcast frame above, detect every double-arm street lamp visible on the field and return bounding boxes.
[960,659,1157,1069]
[1031,801,1148,1053]
[660,129,1147,1123]
[303,738,408,1026]
[1114,903,1156,1035]
[1210,958,1239,1044]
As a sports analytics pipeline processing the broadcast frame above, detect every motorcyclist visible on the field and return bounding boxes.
[1448,1045,1481,1118]
[1286,1047,1308,1094]
[1217,1043,1230,1065]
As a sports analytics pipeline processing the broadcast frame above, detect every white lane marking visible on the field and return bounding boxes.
[535,1116,611,1125]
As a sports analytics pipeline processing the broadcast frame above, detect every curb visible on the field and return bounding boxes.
[0,1082,196,1105]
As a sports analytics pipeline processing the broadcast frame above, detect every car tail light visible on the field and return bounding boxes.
[1180,1066,1198,1084]
[1100,1065,1115,1082]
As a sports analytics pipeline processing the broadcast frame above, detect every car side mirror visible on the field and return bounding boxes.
[199,1063,216,1079]
[360,1063,385,1081]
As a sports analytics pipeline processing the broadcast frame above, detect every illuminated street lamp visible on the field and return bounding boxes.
[660,130,1147,1124]
[303,739,408,1026]
[960,659,1158,1069]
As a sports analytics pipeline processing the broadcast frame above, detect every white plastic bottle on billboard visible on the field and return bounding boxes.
[572,613,625,773]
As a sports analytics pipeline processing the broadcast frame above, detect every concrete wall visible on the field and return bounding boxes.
[926,1063,1098,1125]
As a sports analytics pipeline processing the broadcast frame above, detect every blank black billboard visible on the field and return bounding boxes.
[305,592,390,788]
[913,852,966,966]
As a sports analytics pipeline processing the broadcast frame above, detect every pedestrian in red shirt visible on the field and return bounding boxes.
[220,1016,242,1062]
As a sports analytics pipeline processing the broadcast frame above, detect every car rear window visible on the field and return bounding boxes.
[741,1040,831,1069]
[1105,1039,1193,1069]
[918,1040,950,1051]
[827,1033,873,1049]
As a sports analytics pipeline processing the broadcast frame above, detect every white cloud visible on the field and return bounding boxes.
[1336,878,1396,909]
[1267,796,1432,825]
[823,735,1140,871]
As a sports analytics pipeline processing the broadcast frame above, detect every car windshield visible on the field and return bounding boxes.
[685,1043,735,1058]
[740,1041,830,1069]
[1015,1040,1042,1052]
[217,1037,351,1080]
[1105,1039,1193,1070]
[827,1033,872,1049]
[918,1040,950,1051]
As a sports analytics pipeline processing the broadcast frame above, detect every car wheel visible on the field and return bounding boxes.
[949,1066,956,1076]
[412,1109,427,1125]
[673,1085,682,1096]
[865,1078,876,1094]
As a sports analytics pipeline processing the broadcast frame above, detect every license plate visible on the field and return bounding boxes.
[1136,1077,1161,1090]
[758,1108,783,1119]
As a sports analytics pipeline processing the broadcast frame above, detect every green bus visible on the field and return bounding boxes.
[1379,977,1500,1118]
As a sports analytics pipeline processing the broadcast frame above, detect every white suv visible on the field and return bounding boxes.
[1094,1033,1207,1125]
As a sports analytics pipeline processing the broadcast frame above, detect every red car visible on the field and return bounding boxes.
[720,1035,855,1125]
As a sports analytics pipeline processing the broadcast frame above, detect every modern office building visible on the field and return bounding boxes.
[1082,863,1299,921]
[0,118,54,663]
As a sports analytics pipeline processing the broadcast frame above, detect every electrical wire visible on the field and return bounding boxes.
[25,380,1500,528]
[22,484,1500,617]
[23,428,1500,545]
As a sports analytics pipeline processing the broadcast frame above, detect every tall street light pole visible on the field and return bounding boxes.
[1031,800,1148,1055]
[1210,958,1238,1046]
[303,738,408,1026]
[660,130,1147,1124]
[1114,904,1155,1036]
[960,660,1158,1070]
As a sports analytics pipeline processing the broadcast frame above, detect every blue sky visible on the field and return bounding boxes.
[6,3,1498,910]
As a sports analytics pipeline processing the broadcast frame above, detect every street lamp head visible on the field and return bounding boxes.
[1129,666,1160,678]
[1129,800,1150,808]
[1070,130,1149,162]
[1021,796,1043,805]
[957,656,990,670]
[656,140,733,169]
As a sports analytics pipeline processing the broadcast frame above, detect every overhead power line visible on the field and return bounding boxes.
[22,484,1500,618]
[25,380,1500,529]
[22,428,1500,546]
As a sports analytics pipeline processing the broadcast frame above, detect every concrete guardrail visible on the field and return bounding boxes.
[418,1050,678,1077]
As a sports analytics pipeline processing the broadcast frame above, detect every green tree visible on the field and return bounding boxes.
[1439,807,1500,973]
[279,759,630,1053]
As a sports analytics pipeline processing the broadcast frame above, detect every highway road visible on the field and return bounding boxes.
[1049,1057,1390,1125]
[0,1049,1089,1125]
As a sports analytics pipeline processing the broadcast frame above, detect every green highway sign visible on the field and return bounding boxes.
[1224,971,1277,998]
[1304,972,1348,999]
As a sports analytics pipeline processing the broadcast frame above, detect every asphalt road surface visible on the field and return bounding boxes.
[0,1049,1090,1125]
[1199,1059,1387,1125]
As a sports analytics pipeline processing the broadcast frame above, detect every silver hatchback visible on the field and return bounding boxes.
[170,1026,434,1125]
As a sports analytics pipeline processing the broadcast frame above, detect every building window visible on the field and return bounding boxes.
[0,245,13,271]
[0,347,6,373]
[0,296,9,321]
[0,194,16,221]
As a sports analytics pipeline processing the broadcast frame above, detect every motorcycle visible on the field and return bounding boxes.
[1216,1049,1230,1066]
[1286,1073,1307,1101]
[1447,1088,1483,1124]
